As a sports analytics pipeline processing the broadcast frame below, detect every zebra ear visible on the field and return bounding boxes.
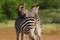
[37,6,39,9]
[30,6,36,12]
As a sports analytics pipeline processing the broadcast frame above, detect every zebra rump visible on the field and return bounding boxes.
[19,17,35,33]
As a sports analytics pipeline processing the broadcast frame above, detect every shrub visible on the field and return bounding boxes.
[0,13,7,23]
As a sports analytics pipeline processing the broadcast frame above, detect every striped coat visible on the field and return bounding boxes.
[15,6,42,40]
[15,16,36,34]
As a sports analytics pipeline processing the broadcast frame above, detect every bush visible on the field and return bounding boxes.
[39,9,60,24]
[1,0,17,20]
[0,0,60,23]
[39,0,59,9]
[0,13,7,23]
[52,14,60,23]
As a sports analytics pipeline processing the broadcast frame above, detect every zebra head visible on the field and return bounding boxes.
[31,6,39,14]
[25,6,39,19]
[18,4,28,16]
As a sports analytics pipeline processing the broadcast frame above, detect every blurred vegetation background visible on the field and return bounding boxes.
[0,0,60,34]
[0,0,60,24]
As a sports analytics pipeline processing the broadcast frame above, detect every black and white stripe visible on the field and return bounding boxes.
[15,16,36,40]
[15,14,42,40]
[15,6,42,40]
[19,17,35,33]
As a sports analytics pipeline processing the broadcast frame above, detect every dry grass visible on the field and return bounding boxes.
[0,20,15,29]
[42,24,60,34]
[0,20,60,34]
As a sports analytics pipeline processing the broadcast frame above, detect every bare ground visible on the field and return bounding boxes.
[0,29,60,40]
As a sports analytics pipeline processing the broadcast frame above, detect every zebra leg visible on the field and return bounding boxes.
[35,20,42,40]
[19,33,24,40]
[37,28,42,40]
[21,33,24,40]
[29,26,35,40]
[16,32,19,40]
[35,27,42,40]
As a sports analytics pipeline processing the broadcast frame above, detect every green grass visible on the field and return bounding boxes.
[0,20,60,34]
[42,24,60,34]
[0,20,15,29]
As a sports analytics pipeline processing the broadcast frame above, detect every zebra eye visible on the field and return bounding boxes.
[38,20,39,21]
[21,7,23,9]
[37,19,39,21]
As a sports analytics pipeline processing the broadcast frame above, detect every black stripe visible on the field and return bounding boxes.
[20,18,34,27]
[25,17,35,19]
[22,22,35,32]
[24,24,35,32]
[20,20,34,31]
[22,22,34,31]
[19,17,35,31]
[26,25,34,29]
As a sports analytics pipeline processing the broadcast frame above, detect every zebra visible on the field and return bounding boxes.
[15,4,29,40]
[15,4,42,40]
[28,6,42,40]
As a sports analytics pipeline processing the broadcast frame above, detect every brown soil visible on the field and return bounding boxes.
[0,29,60,40]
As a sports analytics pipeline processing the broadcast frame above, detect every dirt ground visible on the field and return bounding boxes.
[0,29,60,40]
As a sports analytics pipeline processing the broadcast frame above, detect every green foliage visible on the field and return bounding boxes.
[39,9,60,24]
[1,0,17,20]
[0,13,7,22]
[39,0,59,9]
[52,13,60,23]
[0,0,60,23]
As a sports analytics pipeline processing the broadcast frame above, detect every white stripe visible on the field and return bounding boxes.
[21,20,34,31]
[20,18,35,26]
